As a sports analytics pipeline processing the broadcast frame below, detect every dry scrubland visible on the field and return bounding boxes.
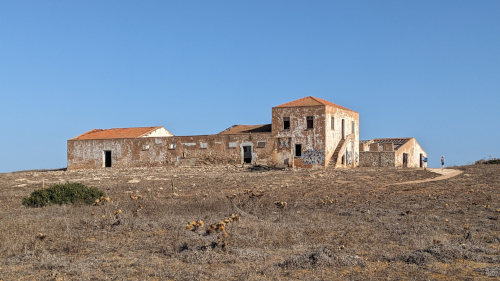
[0,164,499,280]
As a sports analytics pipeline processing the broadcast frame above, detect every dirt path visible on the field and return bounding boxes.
[386,168,463,187]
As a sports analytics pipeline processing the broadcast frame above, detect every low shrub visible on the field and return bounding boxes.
[475,158,500,165]
[22,182,105,208]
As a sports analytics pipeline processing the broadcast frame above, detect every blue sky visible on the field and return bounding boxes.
[1,0,499,172]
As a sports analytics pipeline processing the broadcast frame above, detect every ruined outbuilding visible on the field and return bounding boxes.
[67,96,360,170]
[359,138,427,168]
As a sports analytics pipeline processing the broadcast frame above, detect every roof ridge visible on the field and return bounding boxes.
[309,96,327,105]
[274,96,357,112]
[71,126,166,140]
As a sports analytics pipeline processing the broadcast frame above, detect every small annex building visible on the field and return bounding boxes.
[359,138,427,168]
[67,96,360,170]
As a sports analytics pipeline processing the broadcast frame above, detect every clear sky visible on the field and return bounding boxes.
[1,0,499,172]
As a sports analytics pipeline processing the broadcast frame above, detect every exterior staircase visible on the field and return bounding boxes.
[330,134,355,168]
[331,139,346,168]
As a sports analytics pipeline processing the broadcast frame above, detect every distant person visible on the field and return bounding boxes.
[441,155,445,169]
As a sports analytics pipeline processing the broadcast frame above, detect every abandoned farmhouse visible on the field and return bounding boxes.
[67,96,427,170]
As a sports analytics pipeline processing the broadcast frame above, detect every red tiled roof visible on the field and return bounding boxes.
[71,126,163,140]
[219,124,272,135]
[274,96,356,112]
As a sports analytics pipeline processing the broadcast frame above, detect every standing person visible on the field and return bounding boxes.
[441,155,445,169]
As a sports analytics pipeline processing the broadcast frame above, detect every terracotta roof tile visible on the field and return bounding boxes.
[219,124,272,135]
[274,96,356,112]
[71,126,164,140]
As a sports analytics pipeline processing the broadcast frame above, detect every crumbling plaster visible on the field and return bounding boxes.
[67,133,274,169]
[325,106,359,167]
[272,106,326,168]
[395,138,427,168]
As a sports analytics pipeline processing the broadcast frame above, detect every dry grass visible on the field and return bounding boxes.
[0,165,499,280]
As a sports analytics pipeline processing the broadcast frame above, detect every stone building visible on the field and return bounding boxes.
[271,96,359,168]
[359,138,427,168]
[67,96,359,170]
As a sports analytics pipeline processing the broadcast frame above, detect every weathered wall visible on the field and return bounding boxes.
[67,133,274,170]
[165,134,274,166]
[68,99,362,170]
[325,106,359,167]
[271,106,326,168]
[67,137,169,169]
[359,138,427,168]
[359,151,396,167]
[360,142,370,152]
[395,138,427,168]
[143,127,173,137]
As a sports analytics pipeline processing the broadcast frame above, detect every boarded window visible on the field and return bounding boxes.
[331,117,334,130]
[352,121,355,134]
[283,117,290,130]
[295,144,302,157]
[257,141,266,148]
[200,142,208,149]
[169,143,176,150]
[228,142,237,148]
[306,116,314,129]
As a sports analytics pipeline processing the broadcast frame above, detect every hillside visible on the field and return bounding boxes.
[0,164,499,280]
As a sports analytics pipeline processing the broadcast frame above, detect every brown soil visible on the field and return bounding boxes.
[0,165,498,280]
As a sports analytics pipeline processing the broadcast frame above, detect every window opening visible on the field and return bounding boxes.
[283,117,290,130]
[341,119,345,139]
[306,116,314,129]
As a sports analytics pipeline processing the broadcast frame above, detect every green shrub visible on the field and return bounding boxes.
[22,182,105,208]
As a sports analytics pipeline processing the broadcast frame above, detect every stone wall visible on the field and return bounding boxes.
[359,138,427,168]
[271,106,326,168]
[359,151,396,167]
[67,133,274,170]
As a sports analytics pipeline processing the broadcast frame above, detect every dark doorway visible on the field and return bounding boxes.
[104,150,112,167]
[295,144,302,157]
[419,153,423,168]
[403,153,408,168]
[341,119,345,139]
[243,146,252,163]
